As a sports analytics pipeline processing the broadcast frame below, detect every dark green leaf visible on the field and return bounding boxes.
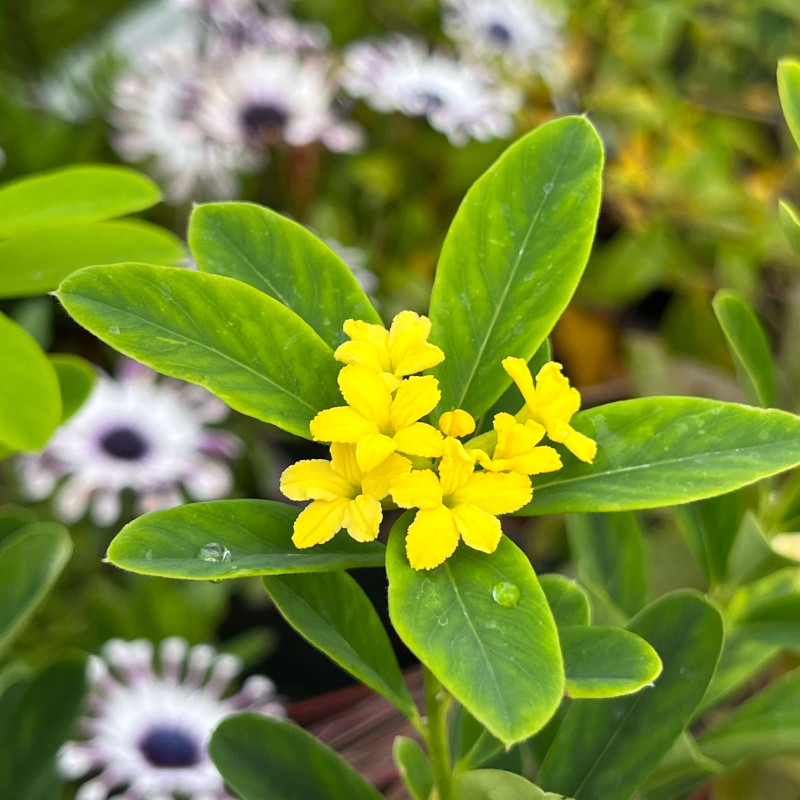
[49,353,95,422]
[393,736,433,800]
[644,733,723,800]
[539,574,591,627]
[728,567,800,648]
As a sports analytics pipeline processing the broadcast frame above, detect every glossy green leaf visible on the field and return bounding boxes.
[567,513,647,621]
[713,290,775,407]
[0,523,72,655]
[429,116,603,419]
[455,770,569,800]
[728,567,800,648]
[49,353,95,422]
[539,574,590,627]
[0,221,185,297]
[560,625,662,699]
[778,59,800,152]
[210,713,383,800]
[263,571,415,718]
[393,736,433,800]
[645,733,723,800]
[537,591,723,800]
[0,507,37,545]
[779,200,800,261]
[189,203,380,347]
[57,263,342,437]
[0,312,61,451]
[0,165,160,238]
[521,398,800,515]
[107,500,385,579]
[387,515,564,746]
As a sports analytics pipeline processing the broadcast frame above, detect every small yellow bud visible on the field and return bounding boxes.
[438,409,476,438]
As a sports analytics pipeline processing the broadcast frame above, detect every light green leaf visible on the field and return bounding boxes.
[727,511,797,586]
[0,523,72,656]
[521,398,800,515]
[0,312,60,451]
[0,164,160,237]
[712,290,775,407]
[560,625,662,699]
[57,263,341,437]
[386,515,564,746]
[429,116,603,419]
[539,574,591,627]
[779,200,800,261]
[107,500,386,579]
[778,59,800,152]
[537,591,723,800]
[189,203,380,347]
[393,736,433,800]
[210,713,383,800]
[49,353,95,422]
[263,571,416,718]
[567,512,648,621]
[0,221,185,298]
[455,770,569,800]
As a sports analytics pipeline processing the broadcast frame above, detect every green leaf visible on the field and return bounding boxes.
[779,200,800,261]
[560,625,662,699]
[263,571,416,718]
[0,164,160,238]
[210,713,383,800]
[727,511,797,585]
[49,353,95,422]
[778,59,800,152]
[539,574,591,627]
[567,513,648,621]
[429,116,603,419]
[537,591,723,800]
[455,770,569,800]
[521,398,800,515]
[107,500,385,579]
[712,290,775,407]
[393,736,433,800]
[189,203,381,347]
[386,515,564,746]
[0,311,61,451]
[644,733,723,800]
[0,221,185,298]
[0,523,72,655]
[57,263,341,437]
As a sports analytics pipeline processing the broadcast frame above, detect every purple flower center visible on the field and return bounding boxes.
[139,725,201,768]
[488,21,512,46]
[100,426,150,461]
[241,103,289,137]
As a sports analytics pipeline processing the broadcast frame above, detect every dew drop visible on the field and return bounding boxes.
[197,542,231,563]
[437,613,449,627]
[109,325,120,335]
[492,581,520,608]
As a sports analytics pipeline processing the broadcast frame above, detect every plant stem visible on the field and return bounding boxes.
[423,666,454,800]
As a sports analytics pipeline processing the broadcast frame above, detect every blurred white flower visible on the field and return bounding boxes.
[59,638,284,800]
[442,0,563,73]
[18,360,241,526]
[341,36,522,145]
[201,49,364,153]
[770,533,800,562]
[324,237,378,294]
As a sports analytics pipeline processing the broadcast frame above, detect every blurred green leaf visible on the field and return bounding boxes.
[107,500,386,579]
[728,567,800,648]
[393,736,433,800]
[779,200,800,261]
[539,574,591,627]
[645,733,723,800]
[727,511,797,586]
[49,353,95,422]
[778,59,800,152]
[455,769,569,799]
[429,116,603,419]
[57,263,342,437]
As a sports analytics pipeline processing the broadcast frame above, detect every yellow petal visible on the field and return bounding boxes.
[310,406,378,443]
[439,409,476,438]
[343,494,383,542]
[356,433,397,473]
[343,318,390,347]
[493,414,546,459]
[439,437,475,496]
[405,506,460,570]
[535,362,581,419]
[387,311,445,376]
[562,426,597,464]
[329,443,362,486]
[392,422,445,458]
[391,376,441,430]
[292,498,349,548]
[335,320,390,372]
[451,472,532,515]
[362,453,412,500]
[452,504,502,554]
[280,459,353,502]
[338,365,393,429]
[502,357,537,408]
[390,469,443,509]
[501,447,563,475]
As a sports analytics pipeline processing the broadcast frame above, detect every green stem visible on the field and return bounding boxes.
[423,666,454,800]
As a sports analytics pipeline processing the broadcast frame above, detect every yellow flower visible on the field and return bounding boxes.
[502,358,597,463]
[473,412,563,475]
[390,438,532,570]
[334,311,445,390]
[438,409,476,438]
[281,443,411,548]
[310,365,444,472]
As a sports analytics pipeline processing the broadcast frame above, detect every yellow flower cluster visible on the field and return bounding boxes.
[280,311,596,570]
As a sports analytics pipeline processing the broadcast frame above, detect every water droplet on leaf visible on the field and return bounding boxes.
[492,581,520,608]
[109,325,120,335]
[197,542,231,563]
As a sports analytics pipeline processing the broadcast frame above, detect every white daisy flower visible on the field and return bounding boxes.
[442,0,563,73]
[200,49,364,154]
[59,638,285,800]
[18,360,241,527]
[341,36,522,145]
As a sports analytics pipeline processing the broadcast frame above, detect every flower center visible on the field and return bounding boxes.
[139,725,201,768]
[417,91,444,113]
[240,102,289,139]
[487,21,513,46]
[99,426,150,461]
